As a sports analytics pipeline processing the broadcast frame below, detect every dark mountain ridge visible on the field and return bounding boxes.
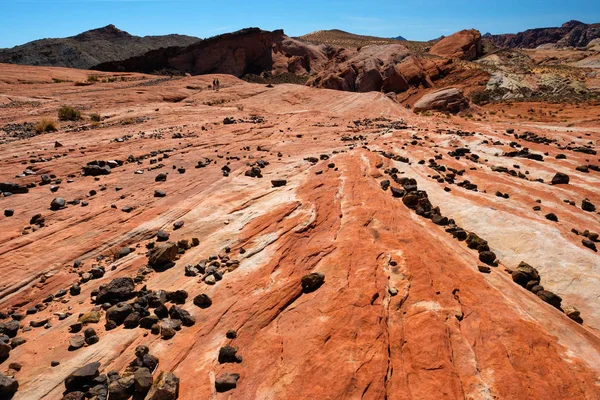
[0,24,201,69]
[486,20,600,49]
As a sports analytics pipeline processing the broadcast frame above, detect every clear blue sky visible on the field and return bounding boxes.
[1,0,599,48]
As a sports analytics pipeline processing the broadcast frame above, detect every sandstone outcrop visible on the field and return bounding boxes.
[413,88,469,113]
[429,29,482,60]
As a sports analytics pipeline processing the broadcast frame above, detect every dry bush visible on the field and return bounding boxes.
[58,106,81,121]
[35,118,57,133]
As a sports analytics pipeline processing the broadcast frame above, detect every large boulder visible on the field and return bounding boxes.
[64,362,101,392]
[82,164,111,176]
[0,182,28,194]
[215,373,240,393]
[96,277,135,304]
[551,172,570,185]
[512,262,540,287]
[0,372,18,398]
[0,320,20,338]
[413,88,469,114]
[106,302,134,325]
[148,243,178,269]
[429,29,482,60]
[301,272,325,293]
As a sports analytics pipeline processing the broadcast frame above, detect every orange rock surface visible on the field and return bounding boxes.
[430,29,482,61]
[0,63,599,399]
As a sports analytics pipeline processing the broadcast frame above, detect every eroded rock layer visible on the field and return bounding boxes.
[0,63,599,399]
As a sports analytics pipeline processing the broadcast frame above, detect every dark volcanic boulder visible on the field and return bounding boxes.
[218,345,242,364]
[96,277,135,304]
[82,164,111,176]
[148,242,178,269]
[0,183,29,194]
[537,290,562,309]
[215,373,240,393]
[0,372,18,398]
[168,306,195,327]
[0,320,20,338]
[551,172,569,185]
[301,272,325,293]
[64,362,100,392]
[465,232,487,250]
[193,294,212,309]
[512,261,540,287]
[478,251,497,265]
[50,197,66,211]
[106,302,134,325]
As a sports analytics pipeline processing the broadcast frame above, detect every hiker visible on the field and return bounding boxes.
[212,78,216,90]
[216,78,220,90]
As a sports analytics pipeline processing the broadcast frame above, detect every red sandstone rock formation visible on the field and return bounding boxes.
[0,63,599,399]
[429,29,483,60]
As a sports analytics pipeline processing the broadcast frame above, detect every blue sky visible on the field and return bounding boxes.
[0,0,599,48]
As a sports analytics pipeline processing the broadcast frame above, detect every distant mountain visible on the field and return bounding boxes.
[392,35,407,41]
[486,20,600,49]
[0,24,201,69]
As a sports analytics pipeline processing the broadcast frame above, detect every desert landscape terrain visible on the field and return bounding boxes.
[0,18,599,400]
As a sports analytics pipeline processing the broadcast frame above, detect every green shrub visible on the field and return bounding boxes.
[58,106,81,121]
[89,113,101,122]
[87,75,99,83]
[35,118,57,133]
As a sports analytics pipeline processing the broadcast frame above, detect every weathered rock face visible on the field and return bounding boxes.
[95,28,287,76]
[486,20,600,49]
[430,29,482,60]
[413,88,469,113]
[307,44,453,94]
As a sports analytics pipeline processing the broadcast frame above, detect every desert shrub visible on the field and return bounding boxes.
[35,118,57,133]
[89,113,101,122]
[87,74,99,83]
[58,106,81,121]
[471,90,492,106]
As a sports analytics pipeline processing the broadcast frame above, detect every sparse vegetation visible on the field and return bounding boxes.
[89,113,102,122]
[87,74,99,83]
[35,118,57,133]
[58,106,81,121]
[299,29,429,53]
